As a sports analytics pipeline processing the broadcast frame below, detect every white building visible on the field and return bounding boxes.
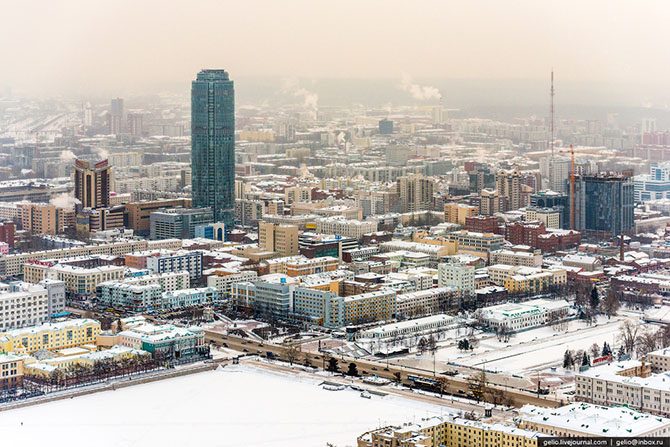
[489,249,542,267]
[437,262,475,294]
[122,271,191,293]
[206,269,258,298]
[519,402,670,437]
[0,283,49,331]
[356,314,459,354]
[146,250,203,280]
[648,347,670,373]
[478,298,571,332]
[315,216,377,239]
[575,360,670,417]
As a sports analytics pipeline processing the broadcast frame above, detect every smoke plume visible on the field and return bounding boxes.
[281,77,319,110]
[400,73,441,101]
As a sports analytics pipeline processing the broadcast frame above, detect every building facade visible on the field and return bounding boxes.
[191,69,235,227]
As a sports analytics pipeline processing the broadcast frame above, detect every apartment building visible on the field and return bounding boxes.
[343,289,395,325]
[444,203,477,225]
[0,239,150,277]
[0,319,101,354]
[395,287,454,319]
[575,360,670,417]
[315,216,377,239]
[0,283,49,331]
[145,250,203,281]
[23,262,125,298]
[437,262,475,294]
[258,222,299,256]
[206,269,258,298]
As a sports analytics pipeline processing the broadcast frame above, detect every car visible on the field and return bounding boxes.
[371,367,377,371]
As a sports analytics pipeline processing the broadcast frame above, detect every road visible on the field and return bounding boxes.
[243,357,513,421]
[205,330,562,409]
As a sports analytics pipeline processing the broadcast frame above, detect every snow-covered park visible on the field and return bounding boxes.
[0,364,447,447]
[400,314,648,375]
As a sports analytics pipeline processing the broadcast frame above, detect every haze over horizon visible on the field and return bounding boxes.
[3,0,670,109]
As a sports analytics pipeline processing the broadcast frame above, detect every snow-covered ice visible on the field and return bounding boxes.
[0,364,448,447]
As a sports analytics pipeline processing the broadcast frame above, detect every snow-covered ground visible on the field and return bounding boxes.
[0,364,448,447]
[400,314,649,375]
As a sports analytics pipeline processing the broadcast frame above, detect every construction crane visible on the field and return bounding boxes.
[555,144,576,230]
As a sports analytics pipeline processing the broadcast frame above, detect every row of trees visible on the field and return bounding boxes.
[563,321,670,369]
[619,320,670,358]
[26,354,159,393]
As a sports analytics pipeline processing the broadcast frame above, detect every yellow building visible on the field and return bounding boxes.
[258,222,299,256]
[344,289,395,325]
[358,416,538,447]
[24,345,149,379]
[0,353,24,390]
[444,203,478,226]
[0,319,101,354]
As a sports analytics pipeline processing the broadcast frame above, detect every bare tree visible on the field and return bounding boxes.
[657,324,670,348]
[603,288,621,319]
[467,370,487,402]
[589,343,601,359]
[285,343,301,365]
[496,324,512,343]
[637,332,658,357]
[436,376,450,397]
[619,320,640,356]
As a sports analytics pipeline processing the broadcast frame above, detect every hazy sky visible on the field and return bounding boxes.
[2,0,670,97]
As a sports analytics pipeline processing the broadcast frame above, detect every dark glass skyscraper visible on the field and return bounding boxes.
[573,172,634,237]
[191,69,235,228]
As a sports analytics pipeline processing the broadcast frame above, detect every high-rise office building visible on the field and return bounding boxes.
[396,174,434,213]
[74,159,112,209]
[539,155,571,193]
[573,172,634,237]
[127,112,144,137]
[191,69,235,228]
[496,169,523,212]
[109,98,124,134]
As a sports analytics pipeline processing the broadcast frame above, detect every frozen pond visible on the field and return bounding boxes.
[0,364,448,447]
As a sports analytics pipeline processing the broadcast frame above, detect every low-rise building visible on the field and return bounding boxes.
[478,298,571,332]
[161,287,218,310]
[519,402,670,437]
[575,360,670,416]
[395,287,454,319]
[118,322,208,363]
[490,249,542,268]
[648,347,670,373]
[358,415,539,447]
[0,353,24,390]
[0,319,101,354]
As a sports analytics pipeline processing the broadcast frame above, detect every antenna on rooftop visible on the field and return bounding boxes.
[550,70,555,158]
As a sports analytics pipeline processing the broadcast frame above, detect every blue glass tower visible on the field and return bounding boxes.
[191,69,235,228]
